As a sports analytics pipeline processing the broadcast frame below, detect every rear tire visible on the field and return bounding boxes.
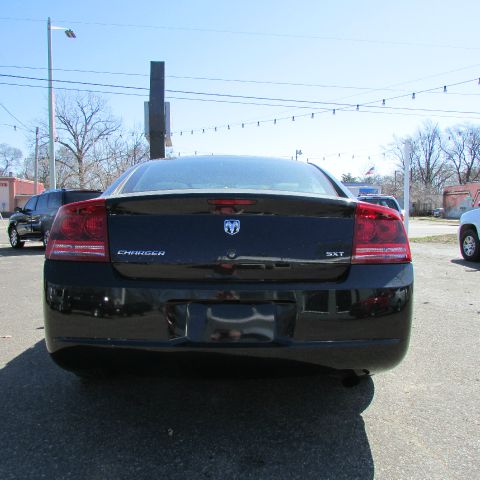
[9,226,25,249]
[461,229,480,261]
[42,229,50,248]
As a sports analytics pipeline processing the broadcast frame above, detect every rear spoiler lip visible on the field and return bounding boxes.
[106,189,355,203]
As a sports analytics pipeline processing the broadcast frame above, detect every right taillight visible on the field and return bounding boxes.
[45,198,109,262]
[352,202,411,264]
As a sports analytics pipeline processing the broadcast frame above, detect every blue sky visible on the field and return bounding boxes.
[1,0,480,178]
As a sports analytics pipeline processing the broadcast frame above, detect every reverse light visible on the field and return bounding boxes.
[45,199,109,262]
[352,202,411,264]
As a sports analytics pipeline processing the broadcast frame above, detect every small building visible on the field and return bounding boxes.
[0,176,45,215]
[410,192,443,216]
[342,182,382,197]
[443,182,480,219]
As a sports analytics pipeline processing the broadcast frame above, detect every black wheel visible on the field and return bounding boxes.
[8,226,25,249]
[460,228,480,261]
[42,229,50,248]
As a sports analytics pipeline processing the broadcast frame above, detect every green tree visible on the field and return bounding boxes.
[341,172,358,183]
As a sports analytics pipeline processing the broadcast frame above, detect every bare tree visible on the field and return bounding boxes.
[22,144,75,189]
[384,135,418,181]
[55,93,121,188]
[22,93,148,190]
[0,143,22,176]
[411,121,453,192]
[21,144,48,185]
[385,121,452,194]
[442,124,480,184]
[88,128,150,190]
[376,174,398,196]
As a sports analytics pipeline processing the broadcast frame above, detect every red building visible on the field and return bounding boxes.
[443,182,480,219]
[0,176,45,214]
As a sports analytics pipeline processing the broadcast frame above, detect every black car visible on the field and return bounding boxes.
[357,194,403,217]
[43,156,413,381]
[8,189,101,248]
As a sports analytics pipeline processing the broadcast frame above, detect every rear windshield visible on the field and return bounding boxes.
[121,157,338,196]
[64,191,101,204]
[361,197,400,211]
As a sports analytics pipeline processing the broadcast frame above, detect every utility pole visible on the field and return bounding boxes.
[34,127,39,194]
[403,140,411,233]
[295,149,302,161]
[47,17,76,189]
[47,17,56,189]
[149,61,165,159]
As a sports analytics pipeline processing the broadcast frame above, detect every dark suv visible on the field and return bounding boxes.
[8,189,101,248]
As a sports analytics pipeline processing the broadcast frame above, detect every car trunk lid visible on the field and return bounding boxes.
[106,192,355,282]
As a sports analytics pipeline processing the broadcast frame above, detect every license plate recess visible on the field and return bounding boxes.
[185,303,295,343]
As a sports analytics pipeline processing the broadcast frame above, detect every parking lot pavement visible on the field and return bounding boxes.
[0,231,479,479]
[0,220,8,245]
[0,220,42,249]
[408,218,459,238]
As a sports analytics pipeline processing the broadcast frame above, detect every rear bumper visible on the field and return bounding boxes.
[44,261,413,374]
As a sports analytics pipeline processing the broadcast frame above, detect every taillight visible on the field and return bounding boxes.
[45,199,109,262]
[352,202,411,264]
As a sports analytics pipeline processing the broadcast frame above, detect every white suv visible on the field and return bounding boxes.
[459,208,480,261]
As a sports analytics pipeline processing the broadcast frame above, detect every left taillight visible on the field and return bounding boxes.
[45,198,109,262]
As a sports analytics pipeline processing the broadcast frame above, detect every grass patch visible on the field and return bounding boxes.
[410,234,457,244]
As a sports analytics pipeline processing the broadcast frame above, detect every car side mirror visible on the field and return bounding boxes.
[14,207,23,213]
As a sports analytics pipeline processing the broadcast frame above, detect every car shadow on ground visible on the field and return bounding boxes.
[0,341,375,480]
[0,244,44,257]
[451,258,480,271]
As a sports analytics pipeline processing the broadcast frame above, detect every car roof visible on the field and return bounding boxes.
[358,194,396,199]
[39,188,102,194]
[149,154,306,167]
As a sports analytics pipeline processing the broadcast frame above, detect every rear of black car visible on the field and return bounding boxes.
[43,156,413,377]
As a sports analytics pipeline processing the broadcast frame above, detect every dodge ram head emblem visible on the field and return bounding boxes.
[224,219,240,235]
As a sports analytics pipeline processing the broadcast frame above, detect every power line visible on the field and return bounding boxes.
[2,63,480,93]
[2,80,479,118]
[0,64,150,78]
[0,101,32,131]
[170,78,479,108]
[1,16,479,51]
[2,72,480,139]
[0,73,149,91]
[328,66,480,104]
[0,81,336,112]
[1,77,480,135]
[0,123,22,131]
[1,73,478,112]
[0,81,147,97]
[0,81,313,108]
[350,109,480,122]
